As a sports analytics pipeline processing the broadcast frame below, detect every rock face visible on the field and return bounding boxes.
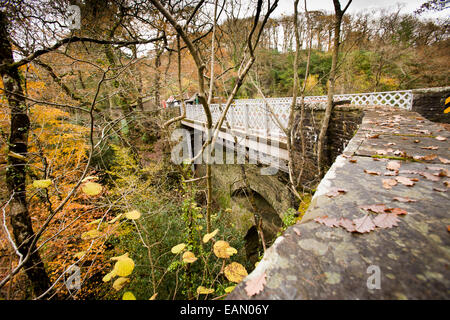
[412,86,450,124]
[228,106,450,300]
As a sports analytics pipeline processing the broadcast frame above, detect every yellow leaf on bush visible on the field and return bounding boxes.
[108,214,123,224]
[122,291,136,300]
[213,240,235,259]
[224,286,236,293]
[113,257,135,277]
[113,277,130,291]
[182,251,197,263]
[111,253,129,261]
[171,243,186,254]
[81,229,102,240]
[33,179,52,188]
[73,251,86,259]
[202,229,219,243]
[224,262,248,283]
[102,270,116,282]
[81,182,102,196]
[196,286,214,295]
[125,210,141,220]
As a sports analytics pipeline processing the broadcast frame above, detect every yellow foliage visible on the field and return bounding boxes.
[224,262,248,283]
[124,209,141,220]
[81,182,102,196]
[113,277,130,291]
[32,179,52,188]
[122,292,136,300]
[113,257,135,277]
[196,286,214,295]
[171,243,186,254]
[213,241,237,259]
[182,251,198,263]
[202,229,219,243]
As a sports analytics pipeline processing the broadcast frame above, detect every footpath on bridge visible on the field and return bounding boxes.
[228,105,449,300]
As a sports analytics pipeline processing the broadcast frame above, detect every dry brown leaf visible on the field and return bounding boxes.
[421,146,439,150]
[364,169,381,176]
[433,187,447,192]
[438,157,450,164]
[349,159,357,163]
[419,172,440,182]
[376,149,388,155]
[359,204,388,214]
[393,196,417,203]
[245,272,267,297]
[386,161,401,171]
[384,171,398,176]
[382,178,398,189]
[369,134,380,139]
[338,218,356,232]
[353,215,376,233]
[314,216,339,227]
[325,188,347,198]
[396,176,415,186]
[387,208,407,215]
[373,213,399,229]
[435,136,447,141]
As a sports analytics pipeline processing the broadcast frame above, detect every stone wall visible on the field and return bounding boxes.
[291,104,364,186]
[411,87,450,123]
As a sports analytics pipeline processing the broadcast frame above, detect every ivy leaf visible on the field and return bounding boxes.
[245,272,266,297]
[224,262,248,283]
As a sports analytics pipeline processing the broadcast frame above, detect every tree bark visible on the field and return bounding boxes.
[0,12,51,297]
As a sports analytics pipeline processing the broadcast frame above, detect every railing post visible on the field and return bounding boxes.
[264,102,270,139]
[245,103,249,135]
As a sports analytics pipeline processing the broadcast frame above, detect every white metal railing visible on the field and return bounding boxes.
[183,90,414,141]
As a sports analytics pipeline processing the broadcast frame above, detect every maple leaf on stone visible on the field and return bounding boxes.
[419,172,440,182]
[373,213,399,229]
[382,178,398,189]
[386,161,401,171]
[338,218,356,232]
[353,215,376,233]
[325,188,347,198]
[387,207,407,215]
[393,196,417,203]
[364,169,381,176]
[314,216,339,227]
[359,204,388,214]
[245,272,266,297]
[396,176,415,186]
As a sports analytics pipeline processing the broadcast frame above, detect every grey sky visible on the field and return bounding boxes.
[273,0,450,19]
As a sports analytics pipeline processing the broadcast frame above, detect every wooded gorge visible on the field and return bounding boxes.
[0,0,448,301]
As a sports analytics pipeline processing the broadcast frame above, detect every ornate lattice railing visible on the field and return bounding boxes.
[183,90,414,141]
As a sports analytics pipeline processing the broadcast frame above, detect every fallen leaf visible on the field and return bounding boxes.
[384,171,398,176]
[338,218,356,232]
[376,149,388,155]
[382,178,397,189]
[414,139,420,143]
[364,169,381,176]
[393,196,417,203]
[414,154,437,161]
[373,213,399,229]
[293,228,301,236]
[421,146,439,150]
[433,187,447,192]
[325,188,347,198]
[359,204,388,214]
[435,136,447,141]
[245,272,266,297]
[387,208,407,215]
[314,216,339,227]
[349,159,357,163]
[353,215,376,233]
[438,157,450,164]
[386,161,401,171]
[81,182,102,196]
[396,176,415,186]
[419,172,440,182]
[369,134,380,139]
[113,277,130,291]
[124,209,141,220]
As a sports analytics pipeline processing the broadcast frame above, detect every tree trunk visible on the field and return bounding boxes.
[316,0,351,177]
[0,12,51,297]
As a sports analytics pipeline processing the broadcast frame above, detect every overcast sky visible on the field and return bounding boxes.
[273,0,450,19]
